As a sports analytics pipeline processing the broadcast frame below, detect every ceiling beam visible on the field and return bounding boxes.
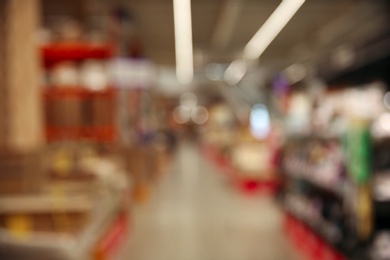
[211,0,242,49]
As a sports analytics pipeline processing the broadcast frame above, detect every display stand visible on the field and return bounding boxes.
[200,141,280,194]
[0,176,129,260]
[42,43,117,143]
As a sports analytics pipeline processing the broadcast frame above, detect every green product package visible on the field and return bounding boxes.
[344,125,371,184]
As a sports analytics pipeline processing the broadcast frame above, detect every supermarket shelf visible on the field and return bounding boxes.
[282,162,344,198]
[46,126,116,142]
[286,134,341,142]
[42,43,114,67]
[285,173,344,200]
[0,181,129,260]
[43,86,116,99]
[284,212,347,260]
[93,213,128,260]
[0,194,93,214]
[43,87,116,142]
[284,197,344,248]
[45,180,99,194]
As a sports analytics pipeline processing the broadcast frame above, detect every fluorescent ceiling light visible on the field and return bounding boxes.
[173,0,194,85]
[244,0,305,60]
[224,59,247,85]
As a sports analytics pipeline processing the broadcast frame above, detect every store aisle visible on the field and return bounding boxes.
[119,142,300,260]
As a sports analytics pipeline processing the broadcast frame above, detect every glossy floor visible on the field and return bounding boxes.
[118,142,301,260]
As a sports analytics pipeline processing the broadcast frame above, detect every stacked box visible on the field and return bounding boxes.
[91,95,114,127]
[46,98,83,128]
[0,150,45,194]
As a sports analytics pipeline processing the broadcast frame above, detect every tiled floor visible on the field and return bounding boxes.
[118,142,301,260]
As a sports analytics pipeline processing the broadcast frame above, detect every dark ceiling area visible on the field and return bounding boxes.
[42,0,389,78]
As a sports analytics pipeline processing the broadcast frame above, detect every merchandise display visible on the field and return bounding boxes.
[0,151,45,195]
[0,1,389,259]
[0,142,130,260]
[200,102,280,193]
[280,78,390,259]
[0,2,172,259]
[42,41,116,142]
[283,137,345,195]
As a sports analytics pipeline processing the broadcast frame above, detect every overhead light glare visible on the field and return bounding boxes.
[223,59,247,85]
[173,0,194,85]
[244,0,305,60]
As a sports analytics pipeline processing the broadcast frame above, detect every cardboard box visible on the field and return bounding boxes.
[91,96,113,127]
[45,98,83,128]
[0,150,45,194]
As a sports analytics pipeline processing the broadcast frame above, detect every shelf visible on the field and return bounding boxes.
[46,126,116,142]
[287,173,344,200]
[284,212,348,260]
[0,172,130,260]
[284,198,344,246]
[43,87,116,99]
[286,134,341,142]
[43,87,117,142]
[93,213,128,260]
[283,161,344,198]
[0,194,93,214]
[42,43,114,67]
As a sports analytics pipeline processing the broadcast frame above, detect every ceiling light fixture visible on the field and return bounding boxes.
[173,0,194,85]
[223,59,247,85]
[244,0,305,60]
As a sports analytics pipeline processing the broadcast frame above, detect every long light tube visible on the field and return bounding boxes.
[173,0,194,85]
[223,59,247,85]
[244,0,305,60]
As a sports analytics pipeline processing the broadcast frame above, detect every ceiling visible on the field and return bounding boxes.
[43,0,389,73]
[125,0,364,68]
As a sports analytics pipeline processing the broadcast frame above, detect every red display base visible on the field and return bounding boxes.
[93,212,129,260]
[42,42,114,67]
[200,142,280,195]
[235,177,281,194]
[284,213,347,260]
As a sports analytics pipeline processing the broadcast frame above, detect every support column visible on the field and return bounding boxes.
[0,0,43,151]
[0,0,44,194]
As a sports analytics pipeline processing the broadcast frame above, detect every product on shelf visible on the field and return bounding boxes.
[0,150,45,195]
[371,232,390,260]
[55,19,84,42]
[280,81,389,259]
[283,138,345,194]
[284,193,344,245]
[79,60,108,91]
[285,92,312,135]
[42,42,116,142]
[0,142,130,259]
[231,141,271,178]
[50,62,80,86]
